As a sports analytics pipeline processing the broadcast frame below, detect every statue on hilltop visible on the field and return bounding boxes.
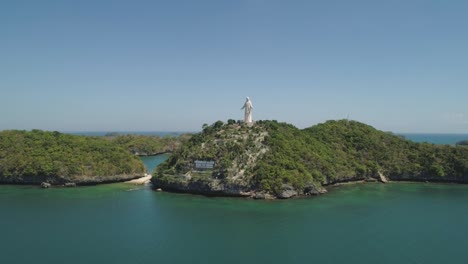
[241,97,253,125]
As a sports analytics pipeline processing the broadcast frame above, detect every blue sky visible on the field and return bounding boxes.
[1,0,467,133]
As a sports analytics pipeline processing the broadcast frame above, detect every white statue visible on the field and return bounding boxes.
[241,97,253,124]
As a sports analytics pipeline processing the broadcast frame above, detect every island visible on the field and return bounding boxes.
[105,133,191,156]
[456,140,468,146]
[152,120,468,199]
[0,130,146,186]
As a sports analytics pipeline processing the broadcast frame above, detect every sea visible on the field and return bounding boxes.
[400,133,468,145]
[1,134,467,264]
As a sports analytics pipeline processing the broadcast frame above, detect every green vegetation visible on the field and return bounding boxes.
[157,121,266,181]
[255,120,468,193]
[0,130,145,184]
[107,134,191,156]
[154,120,468,197]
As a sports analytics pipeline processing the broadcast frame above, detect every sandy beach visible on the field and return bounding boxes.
[125,174,152,185]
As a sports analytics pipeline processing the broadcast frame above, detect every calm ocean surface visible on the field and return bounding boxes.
[400,133,468,145]
[1,135,467,264]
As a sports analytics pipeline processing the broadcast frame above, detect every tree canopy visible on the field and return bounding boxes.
[0,130,145,184]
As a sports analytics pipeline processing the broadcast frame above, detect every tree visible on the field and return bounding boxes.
[213,120,224,129]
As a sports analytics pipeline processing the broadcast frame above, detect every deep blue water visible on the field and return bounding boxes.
[400,133,468,145]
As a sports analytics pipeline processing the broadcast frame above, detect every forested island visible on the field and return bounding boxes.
[153,120,468,199]
[0,130,146,185]
[0,129,191,186]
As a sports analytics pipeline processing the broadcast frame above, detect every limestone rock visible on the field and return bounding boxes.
[304,184,327,195]
[253,192,275,200]
[278,184,298,199]
[378,171,389,183]
[40,182,51,188]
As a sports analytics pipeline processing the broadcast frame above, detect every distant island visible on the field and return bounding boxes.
[456,140,468,146]
[152,120,468,199]
[105,133,191,156]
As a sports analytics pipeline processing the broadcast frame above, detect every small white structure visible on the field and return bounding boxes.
[241,97,253,124]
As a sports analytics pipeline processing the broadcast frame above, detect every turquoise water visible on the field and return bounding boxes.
[1,182,467,264]
[0,155,467,264]
[2,137,468,264]
[139,154,169,173]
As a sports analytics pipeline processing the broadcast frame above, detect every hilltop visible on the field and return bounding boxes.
[152,120,468,199]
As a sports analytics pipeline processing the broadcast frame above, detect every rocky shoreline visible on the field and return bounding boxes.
[1,172,466,197]
[134,151,171,156]
[151,175,368,199]
[152,171,468,199]
[0,173,146,188]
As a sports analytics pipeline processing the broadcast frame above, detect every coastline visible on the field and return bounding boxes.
[152,177,468,200]
[0,173,146,187]
[0,175,467,195]
[134,151,171,157]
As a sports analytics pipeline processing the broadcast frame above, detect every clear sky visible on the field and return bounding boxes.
[1,0,467,133]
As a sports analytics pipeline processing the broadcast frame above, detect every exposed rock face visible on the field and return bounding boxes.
[304,184,327,195]
[378,171,388,183]
[153,175,327,199]
[152,177,252,197]
[153,121,273,197]
[40,182,51,188]
[253,192,275,200]
[277,184,298,199]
